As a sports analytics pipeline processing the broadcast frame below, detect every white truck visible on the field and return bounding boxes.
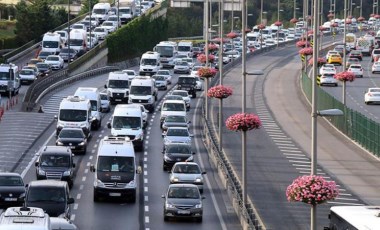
[42,32,64,54]
[69,29,87,56]
[107,104,144,150]
[128,76,158,113]
[177,41,193,57]
[118,0,136,24]
[139,51,161,76]
[92,2,111,23]
[154,41,177,68]
[105,71,130,104]
[55,95,93,137]
[0,63,20,96]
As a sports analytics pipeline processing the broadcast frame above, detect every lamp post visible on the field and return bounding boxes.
[231,0,234,32]
[218,0,224,152]
[67,0,71,70]
[260,0,263,24]
[205,0,210,120]
[351,2,356,17]
[343,0,347,105]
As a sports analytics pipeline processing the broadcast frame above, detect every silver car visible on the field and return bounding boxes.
[169,162,206,193]
[100,90,110,113]
[161,115,191,131]
[318,73,338,87]
[171,90,191,110]
[162,127,192,147]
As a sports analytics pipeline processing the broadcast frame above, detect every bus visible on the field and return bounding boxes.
[326,206,380,230]
[153,41,177,68]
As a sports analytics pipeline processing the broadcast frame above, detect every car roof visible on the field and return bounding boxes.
[0,172,22,177]
[167,126,188,130]
[28,180,68,188]
[168,183,199,189]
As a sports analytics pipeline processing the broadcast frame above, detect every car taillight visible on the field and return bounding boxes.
[368,93,373,96]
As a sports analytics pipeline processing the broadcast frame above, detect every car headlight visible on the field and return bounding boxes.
[38,169,45,176]
[186,155,194,161]
[56,141,64,146]
[19,193,25,198]
[164,155,173,161]
[63,170,71,176]
[195,203,202,208]
[171,177,179,183]
[135,133,143,140]
[147,97,153,103]
[166,203,175,208]
[195,178,202,183]
[127,180,136,187]
[94,179,105,187]
[107,90,112,96]
[78,141,86,146]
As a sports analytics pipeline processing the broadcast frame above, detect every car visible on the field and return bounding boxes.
[36,62,52,77]
[162,184,204,222]
[347,64,364,78]
[164,94,186,104]
[121,103,149,127]
[364,88,380,104]
[162,127,192,149]
[174,61,191,74]
[19,68,38,84]
[37,51,54,61]
[161,115,191,131]
[174,54,189,64]
[192,47,202,57]
[182,57,195,69]
[325,50,339,60]
[152,75,168,90]
[27,58,43,68]
[169,162,206,193]
[56,127,88,154]
[44,55,64,70]
[0,173,25,208]
[264,39,276,47]
[84,15,100,26]
[51,217,78,230]
[171,90,191,110]
[190,65,202,77]
[122,69,137,81]
[319,64,337,75]
[345,58,360,69]
[100,90,111,113]
[162,143,195,171]
[318,73,338,86]
[106,15,121,28]
[349,50,363,61]
[156,69,172,84]
[93,26,109,40]
[224,50,241,62]
[372,48,380,62]
[194,76,204,91]
[22,65,39,77]
[327,54,342,65]
[101,21,117,33]
[59,48,78,62]
[372,62,380,73]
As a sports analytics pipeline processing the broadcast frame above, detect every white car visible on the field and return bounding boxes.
[174,61,191,74]
[319,64,337,75]
[156,69,172,84]
[122,69,137,81]
[101,21,117,33]
[191,66,202,77]
[92,27,109,40]
[347,64,364,78]
[194,76,204,91]
[318,73,338,87]
[182,57,195,69]
[171,90,191,110]
[365,88,380,104]
[19,68,38,84]
[100,90,110,113]
[152,75,168,90]
[372,62,380,74]
[44,55,64,70]
[106,15,121,28]
[87,32,99,46]
[225,50,241,62]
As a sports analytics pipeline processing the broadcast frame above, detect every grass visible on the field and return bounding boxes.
[0,20,16,39]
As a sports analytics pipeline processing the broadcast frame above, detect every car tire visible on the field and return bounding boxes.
[164,216,169,221]
[93,193,100,202]
[335,84,338,87]
[196,217,202,223]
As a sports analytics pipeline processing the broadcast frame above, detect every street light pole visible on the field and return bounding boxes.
[205,0,210,120]
[260,0,263,24]
[67,0,70,70]
[218,0,224,152]
[231,0,234,32]
[343,0,347,105]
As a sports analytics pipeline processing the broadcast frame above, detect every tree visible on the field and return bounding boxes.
[79,0,99,16]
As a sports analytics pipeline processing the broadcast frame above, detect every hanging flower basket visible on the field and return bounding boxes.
[376,14,380,19]
[299,47,313,56]
[357,16,365,22]
[319,26,327,31]
[274,21,282,27]
[334,71,355,82]
[206,43,218,51]
[212,37,228,43]
[197,54,216,63]
[207,85,233,99]
[245,28,252,33]
[327,13,334,18]
[257,24,266,30]
[225,113,262,132]
[286,175,339,205]
[197,67,217,78]
[290,18,299,24]
[296,40,309,48]
[226,32,238,39]
[307,30,314,35]
[331,22,339,28]
[345,19,352,24]
[370,13,375,17]
[308,57,326,67]
[347,15,353,19]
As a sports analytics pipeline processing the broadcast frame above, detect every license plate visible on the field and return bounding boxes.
[178,210,190,214]
[109,193,121,197]
[5,198,17,201]
[115,99,122,101]
[70,146,76,149]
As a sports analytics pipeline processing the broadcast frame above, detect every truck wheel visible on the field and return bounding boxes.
[192,91,196,98]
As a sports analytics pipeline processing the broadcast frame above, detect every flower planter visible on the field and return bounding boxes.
[257,24,266,30]
[207,85,233,99]
[357,16,365,22]
[274,21,282,27]
[299,47,313,56]
[296,40,309,48]
[197,54,215,63]
[290,18,299,24]
[334,71,355,82]
[225,113,262,132]
[308,57,326,67]
[198,67,217,78]
[227,32,238,39]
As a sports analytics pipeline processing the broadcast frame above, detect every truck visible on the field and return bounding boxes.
[139,51,162,76]
[118,0,136,24]
[105,71,130,104]
[153,41,177,68]
[128,76,158,113]
[92,2,111,23]
[177,41,193,58]
[42,32,64,54]
[69,29,87,56]
[74,87,102,130]
[90,136,142,202]
[0,63,21,96]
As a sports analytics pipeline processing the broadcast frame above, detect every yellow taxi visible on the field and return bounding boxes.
[27,58,43,68]
[327,54,342,65]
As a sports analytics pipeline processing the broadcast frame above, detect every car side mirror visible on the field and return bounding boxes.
[136,166,142,174]
[54,115,58,120]
[192,152,195,155]
[72,163,76,168]
[104,84,107,89]
[202,171,207,174]
[90,164,95,172]
[107,122,111,129]
[188,121,192,124]
[67,197,75,204]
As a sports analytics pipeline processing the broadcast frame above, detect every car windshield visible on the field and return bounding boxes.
[166,129,189,137]
[20,70,34,75]
[59,109,87,122]
[97,156,134,173]
[141,59,157,65]
[103,22,113,26]
[370,89,380,92]
[94,28,105,32]
[172,91,187,97]
[27,187,66,202]
[113,116,141,129]
[108,79,129,88]
[165,116,186,123]
[162,103,185,111]
[154,76,166,81]
[157,71,169,75]
[100,94,108,100]
[324,74,335,78]
[166,95,183,101]
[178,77,195,84]
[167,145,190,154]
[0,175,23,186]
[40,154,70,168]
[167,187,199,199]
[36,63,50,69]
[173,164,200,174]
[59,129,85,138]
[130,86,151,95]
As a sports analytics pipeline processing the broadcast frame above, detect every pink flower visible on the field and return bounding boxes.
[296,40,309,48]
[286,175,339,205]
[274,21,282,27]
[207,85,233,99]
[226,32,238,39]
[290,18,299,24]
[334,71,355,82]
[257,24,266,30]
[197,54,216,63]
[206,43,218,51]
[197,67,217,78]
[225,113,262,132]
[357,16,365,22]
[308,57,326,67]
[299,47,313,56]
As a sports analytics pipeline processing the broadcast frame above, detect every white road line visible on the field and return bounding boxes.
[335,197,359,201]
[82,176,86,181]
[283,153,306,156]
[145,216,149,223]
[280,149,302,153]
[286,156,309,160]
[145,206,149,212]
[74,203,79,210]
[70,214,76,221]
[144,178,148,184]
[76,194,81,199]
[289,160,311,163]
[327,201,364,206]
[79,185,84,190]
[144,187,148,192]
[145,196,148,202]
[278,146,300,150]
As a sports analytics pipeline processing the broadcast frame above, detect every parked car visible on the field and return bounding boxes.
[0,173,25,208]
[364,88,380,104]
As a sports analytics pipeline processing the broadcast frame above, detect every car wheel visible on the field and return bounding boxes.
[365,101,369,105]
[196,217,202,223]
[93,193,100,202]
[335,84,338,87]
[164,216,169,221]
[82,147,87,155]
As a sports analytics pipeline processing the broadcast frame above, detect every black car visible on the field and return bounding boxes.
[177,75,197,98]
[36,62,52,77]
[0,173,25,208]
[59,48,78,62]
[35,146,76,188]
[25,180,74,219]
[162,143,195,171]
[56,127,88,154]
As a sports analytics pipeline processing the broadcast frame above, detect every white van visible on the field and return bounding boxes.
[139,51,161,76]
[55,95,92,137]
[92,3,111,23]
[160,99,187,125]
[69,29,87,55]
[0,207,51,230]
[105,71,130,104]
[90,136,141,202]
[128,76,158,112]
[177,41,193,57]
[107,104,144,150]
[74,87,102,130]
[42,32,64,55]
[54,30,68,45]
